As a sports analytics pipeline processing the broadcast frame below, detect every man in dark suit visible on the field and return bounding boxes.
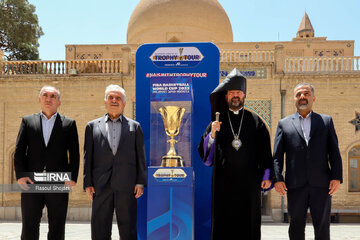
[14,86,80,240]
[273,83,342,240]
[83,84,146,240]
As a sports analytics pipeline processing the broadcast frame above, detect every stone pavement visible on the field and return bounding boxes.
[0,222,360,239]
[261,223,360,240]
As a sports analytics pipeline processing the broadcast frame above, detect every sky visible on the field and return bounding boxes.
[28,0,360,60]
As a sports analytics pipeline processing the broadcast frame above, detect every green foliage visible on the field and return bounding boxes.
[0,0,44,60]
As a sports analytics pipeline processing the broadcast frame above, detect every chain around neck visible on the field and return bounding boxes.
[227,108,244,139]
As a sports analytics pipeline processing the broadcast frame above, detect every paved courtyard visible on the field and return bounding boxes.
[0,222,359,239]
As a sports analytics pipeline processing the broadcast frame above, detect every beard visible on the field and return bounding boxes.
[297,99,308,110]
[228,97,244,110]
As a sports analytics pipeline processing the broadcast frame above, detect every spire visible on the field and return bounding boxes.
[296,12,314,38]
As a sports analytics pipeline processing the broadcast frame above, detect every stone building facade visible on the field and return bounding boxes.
[0,0,359,222]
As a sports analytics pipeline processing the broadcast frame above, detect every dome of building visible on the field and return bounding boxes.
[127,0,233,44]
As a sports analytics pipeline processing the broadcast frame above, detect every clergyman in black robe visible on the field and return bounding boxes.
[198,68,273,240]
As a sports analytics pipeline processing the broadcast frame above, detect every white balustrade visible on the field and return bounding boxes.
[3,56,360,75]
[220,50,274,62]
[284,57,360,73]
[0,59,122,75]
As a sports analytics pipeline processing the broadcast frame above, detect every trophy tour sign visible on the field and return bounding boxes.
[152,168,187,183]
[149,46,204,68]
[136,42,219,240]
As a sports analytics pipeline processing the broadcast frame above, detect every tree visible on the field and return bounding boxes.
[0,0,43,60]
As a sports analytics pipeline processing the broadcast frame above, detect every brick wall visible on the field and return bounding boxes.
[1,68,360,221]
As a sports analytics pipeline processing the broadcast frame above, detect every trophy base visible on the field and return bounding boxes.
[161,156,184,167]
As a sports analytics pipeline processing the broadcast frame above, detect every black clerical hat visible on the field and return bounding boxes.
[209,68,247,120]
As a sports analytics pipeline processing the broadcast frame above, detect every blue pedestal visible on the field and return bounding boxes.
[136,43,219,239]
[147,167,194,240]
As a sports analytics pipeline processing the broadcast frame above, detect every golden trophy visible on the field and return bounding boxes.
[159,106,186,167]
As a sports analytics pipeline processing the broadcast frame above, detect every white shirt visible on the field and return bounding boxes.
[296,111,312,145]
[40,112,58,146]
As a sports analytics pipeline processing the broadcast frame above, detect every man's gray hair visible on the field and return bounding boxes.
[294,83,315,96]
[104,84,126,102]
[39,86,61,100]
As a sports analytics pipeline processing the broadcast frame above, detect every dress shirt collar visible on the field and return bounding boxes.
[105,113,122,123]
[40,111,58,121]
[228,107,243,115]
[295,111,312,120]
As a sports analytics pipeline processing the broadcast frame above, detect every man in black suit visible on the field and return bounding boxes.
[273,83,343,240]
[14,86,80,240]
[83,84,146,240]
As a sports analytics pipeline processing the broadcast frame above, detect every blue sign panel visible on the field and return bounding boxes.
[150,77,192,102]
[136,42,219,240]
[147,167,193,240]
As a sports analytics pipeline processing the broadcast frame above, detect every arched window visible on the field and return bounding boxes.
[349,145,360,192]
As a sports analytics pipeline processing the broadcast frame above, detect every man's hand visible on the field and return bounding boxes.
[65,180,76,188]
[134,185,144,199]
[17,177,34,190]
[274,181,287,196]
[85,186,96,200]
[211,121,222,138]
[329,180,341,195]
[261,180,271,189]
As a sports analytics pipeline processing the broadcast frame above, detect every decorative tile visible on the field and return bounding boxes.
[245,100,271,128]
[75,53,103,60]
[314,49,344,57]
[220,68,267,79]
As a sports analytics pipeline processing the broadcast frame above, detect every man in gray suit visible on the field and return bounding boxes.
[273,83,342,240]
[83,84,146,240]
